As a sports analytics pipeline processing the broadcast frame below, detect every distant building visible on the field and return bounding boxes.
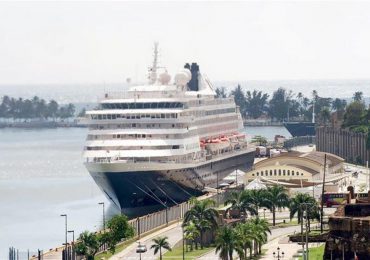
[245,151,344,186]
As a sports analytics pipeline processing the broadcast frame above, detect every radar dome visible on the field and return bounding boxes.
[159,71,171,85]
[175,69,191,86]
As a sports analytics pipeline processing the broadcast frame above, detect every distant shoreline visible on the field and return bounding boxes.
[0,120,86,129]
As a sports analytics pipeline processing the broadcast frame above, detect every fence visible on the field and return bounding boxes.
[9,247,41,260]
[284,136,316,150]
[127,191,228,238]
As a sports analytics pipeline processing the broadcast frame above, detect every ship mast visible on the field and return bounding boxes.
[148,42,159,84]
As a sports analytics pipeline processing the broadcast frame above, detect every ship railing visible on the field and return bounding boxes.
[100,90,186,101]
[86,156,206,164]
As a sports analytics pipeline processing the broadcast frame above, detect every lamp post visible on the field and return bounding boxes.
[60,214,67,259]
[263,208,266,219]
[68,230,75,260]
[273,247,284,259]
[182,225,185,260]
[98,202,105,231]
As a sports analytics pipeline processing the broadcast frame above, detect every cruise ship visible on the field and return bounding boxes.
[83,46,255,217]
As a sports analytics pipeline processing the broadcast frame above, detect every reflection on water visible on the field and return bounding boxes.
[0,126,289,257]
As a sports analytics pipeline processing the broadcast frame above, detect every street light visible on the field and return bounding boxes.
[98,202,106,231]
[263,208,266,219]
[273,246,284,259]
[60,214,67,258]
[182,225,185,260]
[68,230,75,260]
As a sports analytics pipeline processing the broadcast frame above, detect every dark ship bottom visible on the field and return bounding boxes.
[89,151,255,218]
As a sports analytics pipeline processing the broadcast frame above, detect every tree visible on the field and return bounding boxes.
[249,217,271,255]
[243,189,269,217]
[235,222,254,259]
[215,87,227,98]
[268,88,298,121]
[332,98,347,112]
[78,108,86,117]
[264,185,290,226]
[75,231,100,260]
[353,91,363,102]
[224,191,257,219]
[183,198,219,249]
[319,107,331,125]
[151,236,171,260]
[106,214,134,248]
[47,100,59,120]
[343,101,366,127]
[215,226,243,260]
[251,135,267,146]
[289,193,316,225]
[230,85,247,117]
[245,90,269,119]
[183,221,200,251]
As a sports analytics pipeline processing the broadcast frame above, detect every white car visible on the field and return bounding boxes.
[136,244,147,253]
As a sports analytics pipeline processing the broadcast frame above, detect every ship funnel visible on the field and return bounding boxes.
[184,62,200,91]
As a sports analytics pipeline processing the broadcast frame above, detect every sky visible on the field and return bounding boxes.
[1,1,370,84]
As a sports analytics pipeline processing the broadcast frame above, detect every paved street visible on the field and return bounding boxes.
[111,221,183,260]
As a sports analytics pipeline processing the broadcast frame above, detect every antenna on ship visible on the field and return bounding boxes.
[148,42,159,84]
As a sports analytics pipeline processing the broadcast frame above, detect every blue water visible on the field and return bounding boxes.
[0,128,117,258]
[0,126,289,258]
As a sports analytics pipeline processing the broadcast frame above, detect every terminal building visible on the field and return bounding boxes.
[245,151,345,187]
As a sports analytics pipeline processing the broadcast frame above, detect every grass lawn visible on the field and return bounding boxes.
[162,245,215,260]
[299,245,325,260]
[94,237,136,260]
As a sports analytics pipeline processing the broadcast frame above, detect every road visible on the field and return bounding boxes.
[111,222,183,260]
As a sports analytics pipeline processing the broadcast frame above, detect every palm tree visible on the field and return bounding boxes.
[243,189,269,217]
[215,226,243,260]
[235,222,254,259]
[224,191,257,219]
[184,198,219,249]
[353,91,363,102]
[74,231,100,260]
[249,218,271,256]
[264,185,290,226]
[183,221,200,251]
[289,193,317,226]
[151,236,171,260]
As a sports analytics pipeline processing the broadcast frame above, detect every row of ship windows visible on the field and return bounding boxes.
[101,102,184,110]
[87,132,194,140]
[89,123,188,130]
[90,113,179,120]
[205,108,235,116]
[85,145,183,151]
[252,169,305,177]
[85,143,199,151]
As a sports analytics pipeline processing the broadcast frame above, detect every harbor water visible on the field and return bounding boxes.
[0,126,290,258]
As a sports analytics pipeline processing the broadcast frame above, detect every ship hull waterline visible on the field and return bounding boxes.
[88,150,255,218]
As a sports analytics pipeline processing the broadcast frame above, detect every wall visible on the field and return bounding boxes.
[316,127,370,166]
